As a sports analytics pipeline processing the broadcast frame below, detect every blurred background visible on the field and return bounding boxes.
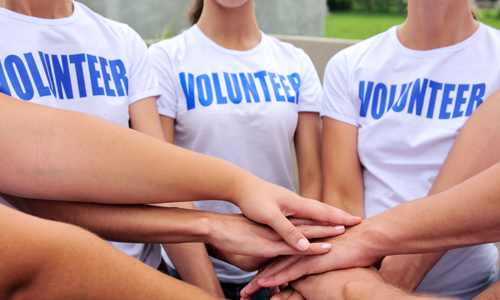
[79,0,500,40]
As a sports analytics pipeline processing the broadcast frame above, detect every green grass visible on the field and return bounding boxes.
[324,12,407,40]
[325,11,500,40]
[477,9,500,29]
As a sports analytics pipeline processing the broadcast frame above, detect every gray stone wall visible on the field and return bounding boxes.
[78,0,327,39]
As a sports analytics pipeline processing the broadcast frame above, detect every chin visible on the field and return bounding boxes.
[215,0,249,8]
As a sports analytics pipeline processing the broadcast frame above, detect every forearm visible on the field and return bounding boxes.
[299,176,322,201]
[0,95,252,205]
[359,161,500,256]
[163,243,225,298]
[295,112,322,201]
[381,90,500,285]
[321,118,365,218]
[2,194,213,244]
[380,252,446,291]
[207,245,270,272]
[473,281,500,300]
[0,205,216,300]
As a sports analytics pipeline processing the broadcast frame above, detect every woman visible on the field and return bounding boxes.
[148,0,323,299]
[321,0,498,298]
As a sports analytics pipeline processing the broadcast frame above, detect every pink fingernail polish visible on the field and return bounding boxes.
[322,243,332,250]
[297,238,310,250]
[335,225,345,230]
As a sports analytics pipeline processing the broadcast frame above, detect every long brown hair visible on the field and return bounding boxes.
[189,0,203,26]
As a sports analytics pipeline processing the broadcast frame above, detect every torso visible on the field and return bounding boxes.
[0,1,161,268]
[149,24,322,283]
[322,23,499,298]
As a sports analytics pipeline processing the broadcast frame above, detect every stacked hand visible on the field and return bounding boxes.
[240,227,380,299]
[232,176,361,253]
[270,267,383,300]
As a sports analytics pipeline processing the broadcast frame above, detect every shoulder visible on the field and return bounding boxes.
[326,27,394,73]
[479,22,500,42]
[148,28,194,61]
[76,2,143,46]
[262,34,311,62]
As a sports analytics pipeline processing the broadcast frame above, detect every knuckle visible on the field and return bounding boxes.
[299,224,310,233]
[285,225,299,240]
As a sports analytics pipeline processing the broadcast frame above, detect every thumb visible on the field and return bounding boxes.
[271,213,311,251]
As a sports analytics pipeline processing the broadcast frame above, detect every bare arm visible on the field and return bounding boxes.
[278,268,455,300]
[241,91,500,294]
[0,204,216,300]
[322,117,365,218]
[6,97,224,298]
[159,115,224,299]
[0,93,361,252]
[242,159,500,295]
[129,96,166,140]
[294,112,322,201]
[379,89,500,291]
[473,281,500,300]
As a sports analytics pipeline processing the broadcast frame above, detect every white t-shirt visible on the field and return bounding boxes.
[0,2,161,269]
[322,23,499,299]
[149,25,322,284]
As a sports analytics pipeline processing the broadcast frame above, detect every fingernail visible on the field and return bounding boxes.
[258,278,268,283]
[322,243,332,250]
[335,225,345,230]
[297,238,310,250]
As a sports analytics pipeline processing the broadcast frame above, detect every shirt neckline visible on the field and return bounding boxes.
[0,0,81,26]
[390,22,485,58]
[192,24,266,56]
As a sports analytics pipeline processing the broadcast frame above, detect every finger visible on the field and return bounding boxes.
[241,256,302,298]
[270,286,305,300]
[270,241,332,256]
[269,212,312,251]
[269,286,281,297]
[291,199,362,226]
[289,218,332,226]
[288,290,306,300]
[253,224,343,257]
[298,224,346,239]
[283,290,305,300]
[256,256,320,288]
[270,287,292,300]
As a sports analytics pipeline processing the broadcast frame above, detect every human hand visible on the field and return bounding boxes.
[232,177,361,252]
[285,267,383,300]
[207,214,348,259]
[240,229,380,298]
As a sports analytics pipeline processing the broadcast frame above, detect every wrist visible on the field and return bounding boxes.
[350,218,392,262]
[344,280,408,300]
[227,170,260,207]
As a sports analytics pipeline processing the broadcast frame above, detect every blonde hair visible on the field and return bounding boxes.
[470,1,479,20]
[189,0,203,26]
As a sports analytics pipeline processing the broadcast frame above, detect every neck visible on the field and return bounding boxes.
[0,0,73,19]
[397,0,478,50]
[196,0,261,51]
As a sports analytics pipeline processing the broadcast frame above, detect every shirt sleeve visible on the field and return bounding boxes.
[321,51,359,127]
[126,26,160,105]
[297,49,322,113]
[148,42,177,119]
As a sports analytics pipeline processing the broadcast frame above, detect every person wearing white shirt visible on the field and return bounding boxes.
[149,0,323,298]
